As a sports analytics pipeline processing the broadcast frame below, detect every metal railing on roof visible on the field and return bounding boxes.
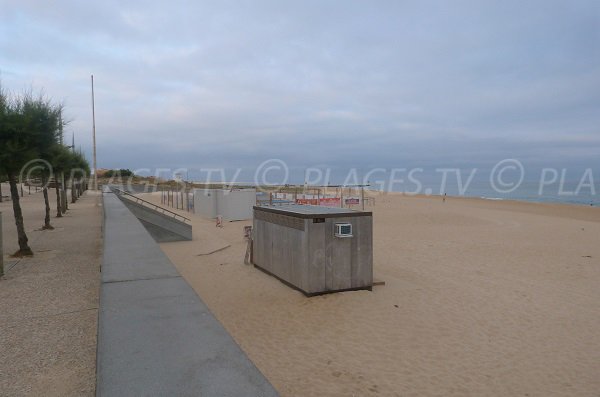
[110,186,191,224]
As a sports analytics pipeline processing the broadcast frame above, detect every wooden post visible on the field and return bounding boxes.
[361,186,365,211]
[186,187,189,211]
[244,225,253,265]
[0,212,4,277]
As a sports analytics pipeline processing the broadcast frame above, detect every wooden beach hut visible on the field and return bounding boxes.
[252,205,373,296]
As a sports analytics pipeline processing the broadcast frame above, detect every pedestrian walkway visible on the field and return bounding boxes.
[0,190,101,396]
[97,188,278,396]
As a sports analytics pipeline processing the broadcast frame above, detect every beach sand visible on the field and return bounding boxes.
[140,192,600,396]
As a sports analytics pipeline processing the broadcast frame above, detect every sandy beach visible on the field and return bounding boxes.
[4,2,600,394]
[139,192,600,396]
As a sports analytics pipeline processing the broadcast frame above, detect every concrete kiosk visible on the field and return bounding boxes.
[194,188,256,221]
[252,205,373,296]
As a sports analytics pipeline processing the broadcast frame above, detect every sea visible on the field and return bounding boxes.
[400,180,599,207]
[187,166,600,207]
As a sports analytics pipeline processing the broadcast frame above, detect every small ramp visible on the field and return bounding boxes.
[111,187,192,242]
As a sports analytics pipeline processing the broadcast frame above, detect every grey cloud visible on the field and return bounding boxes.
[1,0,599,177]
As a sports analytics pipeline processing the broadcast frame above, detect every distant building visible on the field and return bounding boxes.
[193,188,256,221]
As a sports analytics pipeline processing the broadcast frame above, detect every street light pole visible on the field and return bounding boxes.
[91,74,98,191]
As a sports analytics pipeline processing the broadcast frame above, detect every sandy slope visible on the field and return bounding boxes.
[141,192,600,396]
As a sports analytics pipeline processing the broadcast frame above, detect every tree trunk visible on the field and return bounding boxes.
[0,212,4,276]
[41,174,53,230]
[8,172,33,256]
[0,181,3,202]
[55,179,62,218]
[71,178,77,204]
[61,172,67,213]
[43,186,53,228]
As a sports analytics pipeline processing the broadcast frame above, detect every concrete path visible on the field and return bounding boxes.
[0,189,102,396]
[97,189,278,396]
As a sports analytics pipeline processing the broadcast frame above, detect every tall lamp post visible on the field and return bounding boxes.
[91,74,98,191]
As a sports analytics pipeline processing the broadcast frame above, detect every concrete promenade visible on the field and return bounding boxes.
[0,189,101,396]
[97,188,278,396]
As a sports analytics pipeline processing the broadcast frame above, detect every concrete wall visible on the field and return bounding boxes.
[217,189,256,221]
[98,188,278,396]
[194,188,256,221]
[194,189,218,219]
[252,209,373,295]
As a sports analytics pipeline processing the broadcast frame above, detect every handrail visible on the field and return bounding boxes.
[110,187,191,224]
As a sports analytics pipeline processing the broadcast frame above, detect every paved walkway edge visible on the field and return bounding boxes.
[96,188,278,396]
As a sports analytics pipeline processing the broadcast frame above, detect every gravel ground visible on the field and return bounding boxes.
[0,187,102,396]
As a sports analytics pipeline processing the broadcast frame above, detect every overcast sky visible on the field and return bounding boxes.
[1,0,599,181]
